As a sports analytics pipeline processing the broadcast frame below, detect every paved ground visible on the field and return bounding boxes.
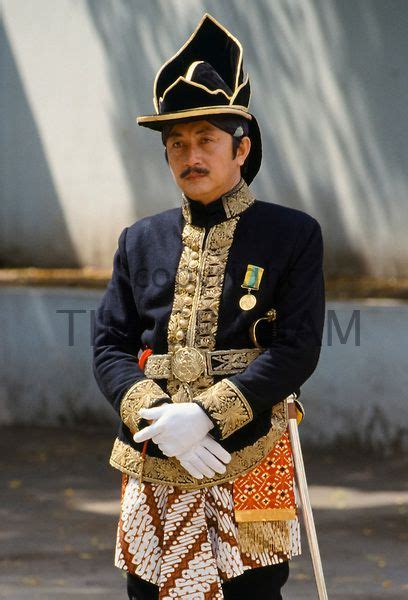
[0,426,407,599]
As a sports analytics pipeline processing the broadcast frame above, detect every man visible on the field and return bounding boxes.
[93,13,325,600]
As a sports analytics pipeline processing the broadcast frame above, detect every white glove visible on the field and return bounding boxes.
[133,403,213,456]
[177,435,232,479]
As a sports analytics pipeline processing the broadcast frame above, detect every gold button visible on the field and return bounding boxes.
[179,318,189,328]
[175,330,185,341]
[182,307,191,317]
[177,271,189,286]
[186,284,195,294]
[191,251,199,260]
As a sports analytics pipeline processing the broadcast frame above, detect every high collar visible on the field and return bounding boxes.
[181,178,255,228]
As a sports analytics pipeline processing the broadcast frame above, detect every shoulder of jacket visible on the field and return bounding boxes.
[252,199,320,229]
[126,207,181,237]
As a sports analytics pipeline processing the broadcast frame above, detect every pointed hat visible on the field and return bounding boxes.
[136,13,262,184]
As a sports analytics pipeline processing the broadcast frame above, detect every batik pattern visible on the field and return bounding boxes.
[115,475,300,599]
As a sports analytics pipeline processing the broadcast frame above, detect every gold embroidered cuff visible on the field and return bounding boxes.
[194,379,253,440]
[119,379,170,435]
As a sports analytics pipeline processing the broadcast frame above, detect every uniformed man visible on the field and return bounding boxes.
[93,13,325,600]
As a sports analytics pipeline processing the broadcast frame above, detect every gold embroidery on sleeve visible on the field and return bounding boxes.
[120,379,170,434]
[194,379,253,439]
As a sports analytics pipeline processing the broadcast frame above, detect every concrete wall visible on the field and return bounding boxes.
[1,0,407,276]
[0,287,111,425]
[0,287,406,452]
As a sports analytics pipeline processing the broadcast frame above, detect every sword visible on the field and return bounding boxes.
[286,394,329,600]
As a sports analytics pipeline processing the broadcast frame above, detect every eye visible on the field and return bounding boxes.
[172,141,183,149]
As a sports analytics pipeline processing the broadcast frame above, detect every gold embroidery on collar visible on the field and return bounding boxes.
[110,398,287,490]
[222,179,255,219]
[181,178,255,225]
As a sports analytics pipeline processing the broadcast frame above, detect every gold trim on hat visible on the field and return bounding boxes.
[137,105,252,126]
[230,73,251,105]
[185,60,204,81]
[153,13,244,114]
[160,75,232,105]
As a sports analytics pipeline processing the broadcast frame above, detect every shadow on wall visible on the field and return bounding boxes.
[85,0,178,220]
[85,0,408,278]
[0,15,79,268]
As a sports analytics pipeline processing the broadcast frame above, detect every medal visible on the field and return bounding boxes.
[239,264,264,311]
[239,291,257,310]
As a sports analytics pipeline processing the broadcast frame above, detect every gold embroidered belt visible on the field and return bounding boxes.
[144,347,262,383]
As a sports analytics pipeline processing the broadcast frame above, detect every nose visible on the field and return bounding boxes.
[184,142,202,166]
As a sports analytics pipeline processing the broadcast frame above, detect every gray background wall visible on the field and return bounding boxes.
[1,0,407,276]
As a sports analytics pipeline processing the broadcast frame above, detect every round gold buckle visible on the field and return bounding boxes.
[172,347,205,383]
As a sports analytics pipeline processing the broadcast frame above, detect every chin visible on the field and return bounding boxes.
[179,177,212,199]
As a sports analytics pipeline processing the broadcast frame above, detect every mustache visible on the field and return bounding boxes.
[180,166,209,179]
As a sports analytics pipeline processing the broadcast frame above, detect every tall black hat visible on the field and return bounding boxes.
[136,13,262,184]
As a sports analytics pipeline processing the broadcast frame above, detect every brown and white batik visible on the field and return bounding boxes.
[115,474,300,599]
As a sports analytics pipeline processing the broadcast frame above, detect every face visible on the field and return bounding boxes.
[165,120,251,203]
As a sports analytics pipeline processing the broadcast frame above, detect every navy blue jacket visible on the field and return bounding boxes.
[93,191,325,457]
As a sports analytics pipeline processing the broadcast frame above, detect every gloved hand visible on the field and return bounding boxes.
[176,435,232,479]
[133,402,213,456]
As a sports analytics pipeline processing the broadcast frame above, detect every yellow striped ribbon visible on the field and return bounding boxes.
[242,264,264,290]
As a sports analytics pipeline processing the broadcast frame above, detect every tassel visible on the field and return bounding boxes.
[237,520,291,555]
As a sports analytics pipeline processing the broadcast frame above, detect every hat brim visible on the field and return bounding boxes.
[137,105,252,130]
[136,106,262,185]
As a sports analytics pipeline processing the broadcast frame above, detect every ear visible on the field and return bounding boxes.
[236,136,251,166]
